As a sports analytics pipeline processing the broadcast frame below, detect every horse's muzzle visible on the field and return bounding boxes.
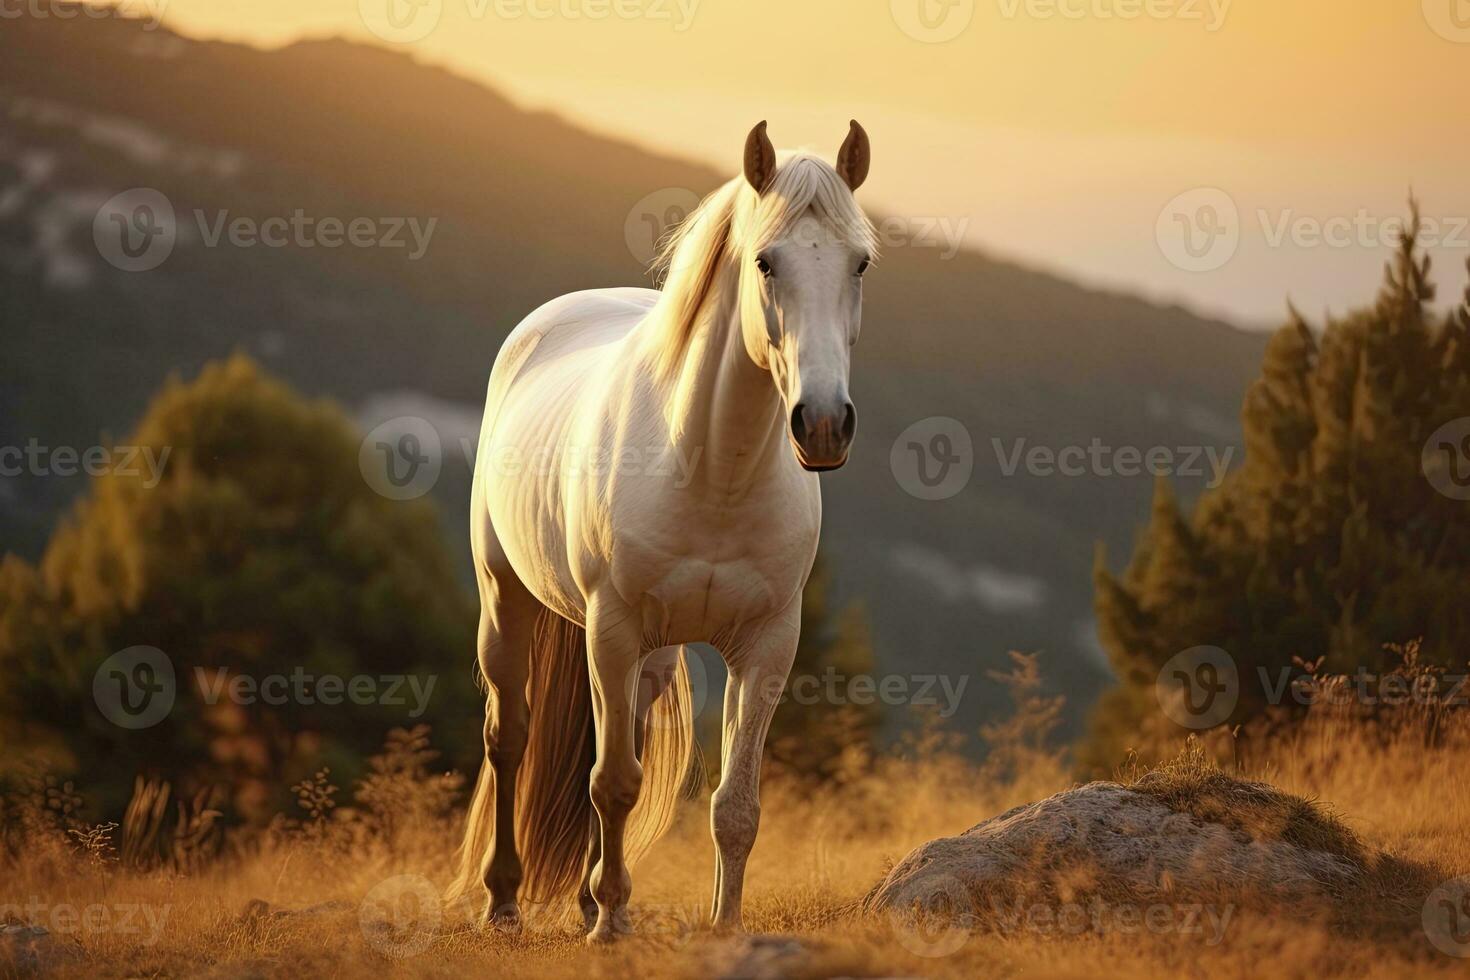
[790,400,855,471]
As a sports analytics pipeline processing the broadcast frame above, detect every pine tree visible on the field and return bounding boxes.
[764,556,882,782]
[1090,213,1470,762]
[0,355,478,820]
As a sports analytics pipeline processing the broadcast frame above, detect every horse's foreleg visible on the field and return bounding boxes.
[577,644,678,932]
[711,610,800,931]
[584,596,644,945]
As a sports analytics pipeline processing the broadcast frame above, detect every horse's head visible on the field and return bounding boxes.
[737,121,875,472]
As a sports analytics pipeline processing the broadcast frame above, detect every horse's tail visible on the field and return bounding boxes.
[446,610,698,911]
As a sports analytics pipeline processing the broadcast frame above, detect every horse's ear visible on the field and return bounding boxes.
[743,121,777,195]
[836,120,870,192]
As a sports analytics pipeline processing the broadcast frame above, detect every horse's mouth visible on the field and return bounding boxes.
[791,438,849,472]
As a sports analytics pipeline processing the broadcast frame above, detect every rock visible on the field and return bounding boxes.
[238,899,353,924]
[0,924,81,976]
[703,934,814,980]
[866,770,1368,942]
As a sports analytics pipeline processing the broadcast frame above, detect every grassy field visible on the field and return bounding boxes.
[5,701,1470,978]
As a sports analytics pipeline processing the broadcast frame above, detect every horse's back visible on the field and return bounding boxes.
[480,287,656,440]
[473,287,658,620]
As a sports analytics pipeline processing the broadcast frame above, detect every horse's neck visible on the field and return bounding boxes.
[662,277,785,494]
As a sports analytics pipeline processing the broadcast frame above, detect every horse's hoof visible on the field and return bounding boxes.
[585,924,623,946]
[585,910,634,945]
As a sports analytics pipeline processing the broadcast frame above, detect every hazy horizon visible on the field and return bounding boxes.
[84,0,1470,326]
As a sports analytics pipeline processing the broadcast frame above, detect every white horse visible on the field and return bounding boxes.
[448,121,876,943]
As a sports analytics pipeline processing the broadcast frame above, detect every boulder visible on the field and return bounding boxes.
[866,768,1370,944]
[0,924,81,976]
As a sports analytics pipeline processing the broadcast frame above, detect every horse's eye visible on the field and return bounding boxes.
[855,258,870,277]
[755,256,773,278]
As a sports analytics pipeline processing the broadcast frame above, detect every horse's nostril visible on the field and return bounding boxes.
[790,403,808,443]
[840,402,856,443]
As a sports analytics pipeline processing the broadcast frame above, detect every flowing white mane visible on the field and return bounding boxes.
[645,151,878,379]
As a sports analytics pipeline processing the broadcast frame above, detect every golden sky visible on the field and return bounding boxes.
[129,0,1470,324]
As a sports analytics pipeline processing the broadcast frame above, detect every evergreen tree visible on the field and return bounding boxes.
[1090,213,1470,761]
[0,355,478,820]
[764,556,882,781]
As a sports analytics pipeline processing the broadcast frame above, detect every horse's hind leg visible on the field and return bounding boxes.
[474,547,541,928]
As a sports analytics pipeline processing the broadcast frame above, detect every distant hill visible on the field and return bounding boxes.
[0,12,1267,739]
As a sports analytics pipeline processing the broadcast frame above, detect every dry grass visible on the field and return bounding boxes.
[4,707,1470,978]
